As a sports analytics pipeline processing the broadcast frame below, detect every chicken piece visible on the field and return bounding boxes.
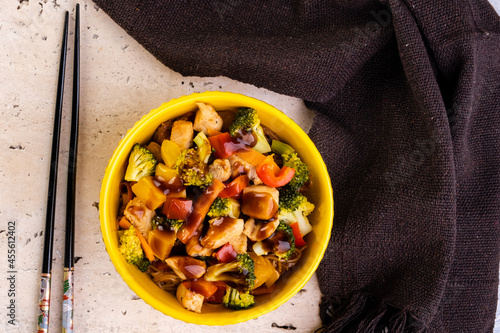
[208,158,231,182]
[227,154,263,185]
[229,233,248,254]
[200,217,244,249]
[186,235,215,257]
[240,185,279,220]
[177,282,204,313]
[193,102,223,134]
[151,119,172,145]
[170,120,193,151]
[177,110,196,122]
[243,218,280,242]
[165,256,207,280]
[124,197,155,238]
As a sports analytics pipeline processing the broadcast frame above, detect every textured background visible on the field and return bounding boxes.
[0,0,498,332]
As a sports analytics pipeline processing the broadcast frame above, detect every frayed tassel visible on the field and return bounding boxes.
[319,292,426,333]
[387,311,426,333]
[358,302,387,332]
[388,310,407,332]
[320,293,369,332]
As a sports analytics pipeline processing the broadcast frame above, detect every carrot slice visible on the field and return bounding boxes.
[134,228,155,261]
[207,128,223,137]
[118,216,154,261]
[118,216,132,230]
[235,147,266,166]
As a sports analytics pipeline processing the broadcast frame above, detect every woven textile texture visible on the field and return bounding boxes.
[92,0,500,331]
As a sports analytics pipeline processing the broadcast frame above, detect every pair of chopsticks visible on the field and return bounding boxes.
[38,4,80,333]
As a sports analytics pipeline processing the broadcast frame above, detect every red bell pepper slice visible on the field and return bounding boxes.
[215,243,238,263]
[218,175,250,198]
[208,132,231,158]
[290,222,306,247]
[256,155,295,187]
[208,133,235,159]
[178,178,225,243]
[205,281,227,303]
[208,132,254,159]
[162,197,193,220]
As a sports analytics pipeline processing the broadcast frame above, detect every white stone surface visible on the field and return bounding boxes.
[0,1,319,332]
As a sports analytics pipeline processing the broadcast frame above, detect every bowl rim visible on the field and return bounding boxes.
[99,91,333,325]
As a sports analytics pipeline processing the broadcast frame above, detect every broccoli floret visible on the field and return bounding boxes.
[229,108,259,136]
[152,215,162,229]
[194,255,217,266]
[175,148,213,187]
[273,221,296,259]
[279,188,315,215]
[204,253,256,290]
[153,215,184,232]
[207,197,240,219]
[223,286,255,310]
[136,259,151,272]
[124,144,157,182]
[279,188,315,237]
[229,107,271,154]
[208,197,229,217]
[254,221,296,259]
[166,218,184,232]
[119,226,149,270]
[282,152,309,190]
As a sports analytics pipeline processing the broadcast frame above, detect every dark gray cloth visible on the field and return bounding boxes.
[92,0,500,331]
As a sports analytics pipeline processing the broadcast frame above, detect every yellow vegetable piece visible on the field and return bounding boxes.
[168,188,187,199]
[226,197,241,219]
[155,164,187,198]
[148,229,176,261]
[131,176,167,210]
[193,131,212,163]
[155,163,178,181]
[249,252,277,289]
[264,265,280,288]
[161,139,181,168]
[146,141,163,163]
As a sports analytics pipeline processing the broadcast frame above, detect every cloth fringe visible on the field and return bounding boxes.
[318,292,426,333]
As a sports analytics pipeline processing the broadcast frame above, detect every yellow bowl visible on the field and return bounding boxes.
[99,91,333,325]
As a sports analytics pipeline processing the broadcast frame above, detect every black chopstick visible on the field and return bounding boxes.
[38,10,69,333]
[62,4,79,333]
